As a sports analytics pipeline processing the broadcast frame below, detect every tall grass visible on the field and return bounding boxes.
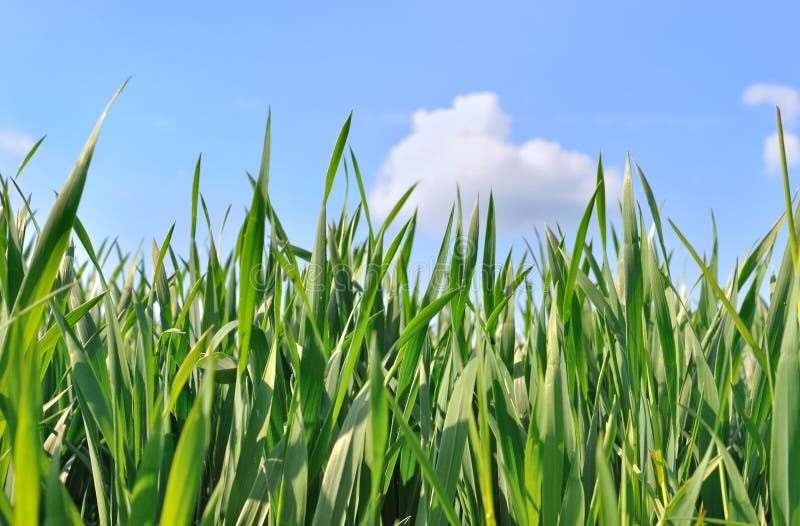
[0,83,798,525]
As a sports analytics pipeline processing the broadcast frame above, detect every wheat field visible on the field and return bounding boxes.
[0,82,798,525]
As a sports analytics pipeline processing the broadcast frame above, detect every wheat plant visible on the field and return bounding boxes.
[0,82,798,525]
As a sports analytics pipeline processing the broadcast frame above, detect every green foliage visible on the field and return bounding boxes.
[0,86,797,525]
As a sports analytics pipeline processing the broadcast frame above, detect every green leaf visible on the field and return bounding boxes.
[670,219,773,394]
[237,109,271,376]
[44,407,83,526]
[539,301,574,526]
[621,155,644,400]
[482,193,496,318]
[349,148,374,239]
[160,354,215,526]
[311,388,370,526]
[387,386,462,526]
[368,332,388,523]
[275,399,308,525]
[777,107,798,269]
[563,187,597,318]
[128,416,166,526]
[663,442,714,525]
[420,358,476,526]
[14,134,46,180]
[770,266,800,526]
[13,342,42,524]
[596,154,607,251]
[2,79,127,387]
[324,112,352,203]
[163,328,212,417]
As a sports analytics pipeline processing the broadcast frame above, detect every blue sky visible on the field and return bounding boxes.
[2,1,800,279]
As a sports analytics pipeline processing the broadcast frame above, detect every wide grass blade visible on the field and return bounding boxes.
[10,79,126,350]
[770,266,800,525]
[160,355,215,525]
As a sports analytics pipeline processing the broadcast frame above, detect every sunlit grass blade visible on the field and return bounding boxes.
[13,341,42,524]
[237,109,270,376]
[596,153,607,252]
[669,219,773,394]
[160,354,215,526]
[14,134,46,180]
[777,106,798,270]
[563,187,598,318]
[311,389,369,526]
[770,265,800,525]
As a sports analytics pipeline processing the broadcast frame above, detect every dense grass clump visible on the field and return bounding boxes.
[1,83,799,525]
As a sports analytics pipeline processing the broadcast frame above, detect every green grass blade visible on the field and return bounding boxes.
[237,109,271,376]
[4,79,126,372]
[596,154,607,252]
[563,187,597,317]
[777,107,798,269]
[13,342,42,524]
[324,112,352,204]
[160,354,214,526]
[770,266,800,525]
[594,434,620,526]
[669,219,773,395]
[14,135,46,180]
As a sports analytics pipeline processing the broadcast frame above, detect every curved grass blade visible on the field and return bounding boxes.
[14,135,46,180]
[669,219,772,395]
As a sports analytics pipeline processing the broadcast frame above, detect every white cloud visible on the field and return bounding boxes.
[743,84,800,173]
[763,131,800,172]
[742,84,800,123]
[0,127,35,157]
[369,92,620,233]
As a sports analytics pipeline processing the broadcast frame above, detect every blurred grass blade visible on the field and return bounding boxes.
[14,135,46,180]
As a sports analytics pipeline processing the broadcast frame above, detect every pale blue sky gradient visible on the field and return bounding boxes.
[2,1,800,278]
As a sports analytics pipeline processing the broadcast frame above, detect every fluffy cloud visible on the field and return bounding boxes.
[742,84,800,122]
[763,131,800,172]
[0,127,35,157]
[369,93,620,233]
[743,84,800,173]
